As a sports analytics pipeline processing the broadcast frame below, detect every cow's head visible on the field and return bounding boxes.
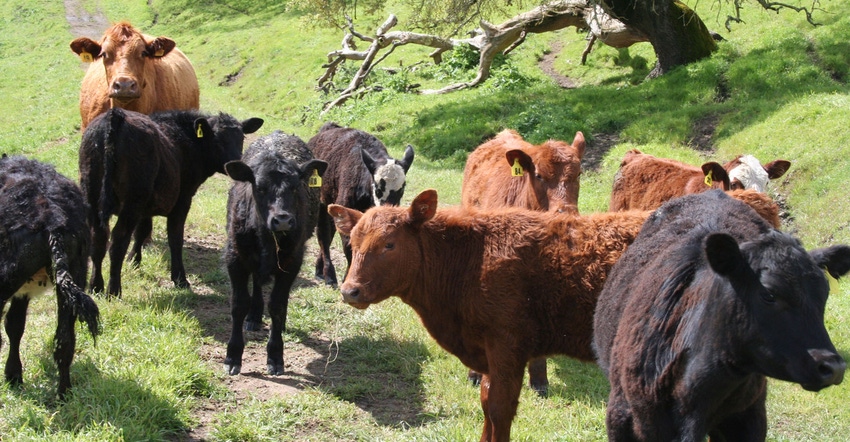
[362,144,415,206]
[70,22,176,104]
[226,155,327,234]
[196,114,263,173]
[725,155,791,192]
[704,231,849,391]
[332,189,437,309]
[504,131,585,213]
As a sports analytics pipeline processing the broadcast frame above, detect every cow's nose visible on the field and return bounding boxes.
[110,77,139,98]
[341,287,359,301]
[810,349,846,386]
[270,213,295,232]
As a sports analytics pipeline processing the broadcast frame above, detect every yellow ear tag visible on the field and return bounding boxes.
[308,169,322,188]
[196,125,204,138]
[704,170,713,187]
[154,49,165,57]
[511,158,524,177]
[80,51,94,63]
[824,268,841,294]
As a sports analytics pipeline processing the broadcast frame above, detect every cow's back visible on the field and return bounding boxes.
[78,46,198,130]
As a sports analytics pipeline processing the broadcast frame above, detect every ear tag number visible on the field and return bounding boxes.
[154,49,165,57]
[511,158,524,177]
[704,170,713,187]
[80,51,94,63]
[196,125,204,138]
[309,169,322,188]
[824,268,840,294]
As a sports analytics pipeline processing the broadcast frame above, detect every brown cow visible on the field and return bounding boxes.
[329,189,648,442]
[70,21,199,130]
[609,149,790,212]
[461,129,585,396]
[462,129,586,213]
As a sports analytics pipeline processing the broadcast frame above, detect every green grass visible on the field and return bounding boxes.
[2,0,850,440]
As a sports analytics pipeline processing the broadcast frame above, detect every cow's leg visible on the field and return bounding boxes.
[127,217,153,267]
[89,219,110,294]
[527,357,549,397]
[106,214,138,297]
[166,209,190,289]
[479,361,524,442]
[4,296,29,387]
[313,207,338,286]
[605,387,640,442]
[54,285,77,399]
[244,273,264,331]
[266,256,300,375]
[225,265,251,376]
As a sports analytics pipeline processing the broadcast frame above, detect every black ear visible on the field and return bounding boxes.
[300,159,328,181]
[705,233,746,277]
[809,245,850,279]
[193,118,213,140]
[241,118,264,134]
[225,161,255,184]
[398,144,415,172]
[361,149,379,174]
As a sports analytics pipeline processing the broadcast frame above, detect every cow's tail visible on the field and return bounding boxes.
[99,109,124,227]
[49,232,100,339]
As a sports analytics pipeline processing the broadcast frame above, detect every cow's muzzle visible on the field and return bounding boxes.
[340,286,369,309]
[269,212,295,232]
[802,349,846,391]
[109,76,140,100]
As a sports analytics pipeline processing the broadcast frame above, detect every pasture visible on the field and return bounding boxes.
[1,0,849,440]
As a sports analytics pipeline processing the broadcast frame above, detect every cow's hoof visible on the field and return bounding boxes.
[244,320,263,331]
[531,384,549,398]
[467,370,482,386]
[174,278,190,289]
[224,363,241,376]
[268,363,284,376]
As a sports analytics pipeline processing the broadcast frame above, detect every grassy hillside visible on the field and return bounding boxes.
[1,0,849,440]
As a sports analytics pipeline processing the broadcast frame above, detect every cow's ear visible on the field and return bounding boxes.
[505,150,534,175]
[764,160,791,180]
[361,149,379,174]
[70,37,102,61]
[809,245,850,279]
[571,131,586,158]
[701,162,730,190]
[705,233,746,277]
[225,161,255,184]
[241,118,264,135]
[145,37,176,58]
[409,189,438,225]
[398,144,415,172]
[193,118,213,139]
[300,159,328,181]
[329,205,362,236]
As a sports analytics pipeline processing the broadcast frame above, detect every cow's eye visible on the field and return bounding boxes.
[385,243,394,251]
[535,173,543,181]
[761,291,776,304]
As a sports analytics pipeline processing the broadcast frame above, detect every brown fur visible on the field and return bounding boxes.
[331,190,647,442]
[462,130,585,213]
[70,21,199,130]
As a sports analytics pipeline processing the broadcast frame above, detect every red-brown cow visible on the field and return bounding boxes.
[70,21,199,130]
[329,189,648,442]
[609,149,790,212]
[462,129,586,213]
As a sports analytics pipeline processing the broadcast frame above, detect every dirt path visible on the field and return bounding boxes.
[64,0,109,40]
[538,39,577,89]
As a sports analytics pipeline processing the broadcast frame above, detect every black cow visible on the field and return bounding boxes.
[307,122,414,286]
[223,131,327,375]
[79,108,263,296]
[0,155,100,399]
[593,190,850,441]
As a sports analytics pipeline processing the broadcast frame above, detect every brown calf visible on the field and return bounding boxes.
[462,129,585,213]
[330,190,647,442]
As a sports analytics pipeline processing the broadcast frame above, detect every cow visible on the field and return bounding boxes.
[70,21,200,130]
[609,149,790,212]
[0,155,100,399]
[461,129,586,396]
[222,131,328,375]
[593,190,849,441]
[79,108,263,296]
[462,129,586,214]
[328,189,649,442]
[307,122,415,286]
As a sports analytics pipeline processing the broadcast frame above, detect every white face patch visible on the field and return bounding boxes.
[372,159,407,205]
[14,268,53,299]
[728,155,770,192]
